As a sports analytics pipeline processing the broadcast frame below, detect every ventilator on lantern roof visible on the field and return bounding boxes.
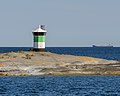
[33,25,47,32]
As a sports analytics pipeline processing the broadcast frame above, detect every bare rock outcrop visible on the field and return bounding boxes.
[0,51,119,76]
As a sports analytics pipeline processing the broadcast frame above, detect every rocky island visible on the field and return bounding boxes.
[0,51,120,76]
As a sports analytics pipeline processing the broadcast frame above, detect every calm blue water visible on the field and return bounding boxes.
[0,47,120,96]
[0,47,120,60]
[0,76,120,96]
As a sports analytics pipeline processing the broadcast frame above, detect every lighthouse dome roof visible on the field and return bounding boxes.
[33,25,47,32]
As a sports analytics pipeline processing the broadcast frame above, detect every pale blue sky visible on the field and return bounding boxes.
[0,0,120,47]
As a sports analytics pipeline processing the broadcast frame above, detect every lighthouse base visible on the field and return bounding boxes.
[31,48,46,52]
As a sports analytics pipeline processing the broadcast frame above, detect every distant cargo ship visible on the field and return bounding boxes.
[92,45,113,47]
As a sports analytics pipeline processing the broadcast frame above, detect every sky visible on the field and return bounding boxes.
[0,0,120,47]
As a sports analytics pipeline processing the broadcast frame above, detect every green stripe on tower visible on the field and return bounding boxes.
[34,36,46,42]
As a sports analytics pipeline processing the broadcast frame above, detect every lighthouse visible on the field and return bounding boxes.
[32,25,47,51]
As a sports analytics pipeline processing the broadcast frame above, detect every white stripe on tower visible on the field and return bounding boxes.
[34,42,45,48]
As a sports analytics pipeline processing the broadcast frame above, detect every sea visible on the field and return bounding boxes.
[0,47,120,96]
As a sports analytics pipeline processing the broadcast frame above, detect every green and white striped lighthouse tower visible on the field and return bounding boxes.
[32,25,47,51]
